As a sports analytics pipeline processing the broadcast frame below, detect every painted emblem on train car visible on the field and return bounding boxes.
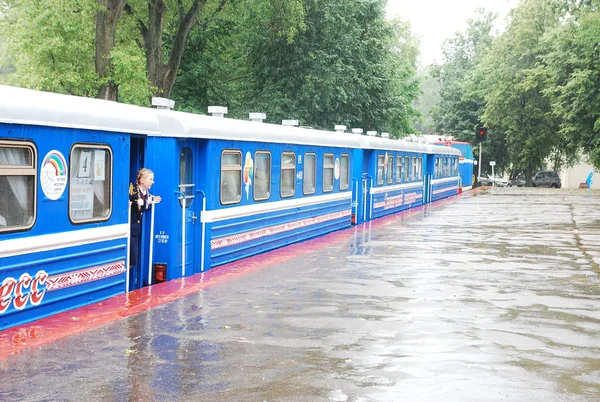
[334,158,340,180]
[243,152,253,200]
[40,150,68,200]
[0,270,48,314]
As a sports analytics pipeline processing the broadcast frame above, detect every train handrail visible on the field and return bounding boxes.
[147,198,156,285]
[196,190,207,272]
[126,201,131,292]
[175,190,187,278]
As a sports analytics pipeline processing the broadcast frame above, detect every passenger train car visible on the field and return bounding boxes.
[434,139,475,191]
[0,85,460,329]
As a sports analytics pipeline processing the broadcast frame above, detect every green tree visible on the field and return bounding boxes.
[171,0,305,117]
[1,0,303,102]
[240,0,420,134]
[431,10,495,143]
[414,69,441,135]
[481,0,569,178]
[0,0,150,103]
[544,6,600,169]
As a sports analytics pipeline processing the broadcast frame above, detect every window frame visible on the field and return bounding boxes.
[340,154,350,190]
[323,153,334,193]
[0,140,37,232]
[377,155,385,185]
[253,150,272,201]
[220,149,242,205]
[412,157,417,181]
[280,151,296,198]
[69,143,113,224]
[396,156,402,183]
[179,147,194,209]
[303,152,316,195]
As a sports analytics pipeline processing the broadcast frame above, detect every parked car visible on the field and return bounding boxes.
[480,174,509,187]
[532,170,561,188]
[509,175,526,187]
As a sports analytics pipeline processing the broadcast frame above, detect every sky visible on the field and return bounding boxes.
[386,0,520,66]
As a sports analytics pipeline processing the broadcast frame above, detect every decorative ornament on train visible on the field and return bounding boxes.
[243,152,254,199]
[0,271,48,314]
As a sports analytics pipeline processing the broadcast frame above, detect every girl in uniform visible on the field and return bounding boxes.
[129,168,162,268]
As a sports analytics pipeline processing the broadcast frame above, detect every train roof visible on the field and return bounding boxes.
[359,136,461,156]
[153,110,461,154]
[0,85,160,135]
[0,86,463,156]
[434,140,472,146]
[152,109,363,148]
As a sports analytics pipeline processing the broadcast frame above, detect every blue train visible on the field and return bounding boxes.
[434,140,475,191]
[0,85,461,329]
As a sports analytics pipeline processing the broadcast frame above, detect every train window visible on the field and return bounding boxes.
[69,145,112,222]
[412,157,417,181]
[454,158,458,176]
[323,153,334,192]
[418,157,423,180]
[303,153,316,195]
[404,156,410,182]
[179,147,193,208]
[340,154,349,190]
[281,152,296,198]
[436,157,441,178]
[377,155,384,185]
[0,141,36,232]
[220,150,242,205]
[396,156,402,183]
[386,154,393,184]
[254,151,271,201]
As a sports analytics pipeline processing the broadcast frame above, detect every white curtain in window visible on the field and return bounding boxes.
[0,148,28,210]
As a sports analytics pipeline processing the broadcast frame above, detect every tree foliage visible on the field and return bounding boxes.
[544,5,600,168]
[481,0,568,178]
[430,10,495,142]
[173,0,421,134]
[239,0,420,134]
[0,0,150,104]
[428,0,600,174]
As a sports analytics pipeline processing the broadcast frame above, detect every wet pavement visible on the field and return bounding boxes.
[1,187,600,402]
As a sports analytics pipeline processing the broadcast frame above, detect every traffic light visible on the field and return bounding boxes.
[476,126,487,142]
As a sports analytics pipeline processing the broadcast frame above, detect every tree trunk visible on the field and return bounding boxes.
[143,0,213,99]
[95,0,127,101]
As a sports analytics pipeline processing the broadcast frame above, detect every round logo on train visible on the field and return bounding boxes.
[41,150,68,200]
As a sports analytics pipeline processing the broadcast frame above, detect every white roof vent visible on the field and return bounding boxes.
[351,128,363,135]
[367,131,377,137]
[282,119,299,127]
[381,132,390,139]
[249,112,266,122]
[208,106,228,118]
[152,97,175,110]
[334,125,347,133]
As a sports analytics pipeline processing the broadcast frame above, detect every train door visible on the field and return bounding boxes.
[423,154,435,204]
[178,146,197,277]
[129,136,145,290]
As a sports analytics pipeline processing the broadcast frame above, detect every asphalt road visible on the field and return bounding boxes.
[1,187,599,402]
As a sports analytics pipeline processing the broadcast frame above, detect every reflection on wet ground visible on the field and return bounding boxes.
[1,188,599,401]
